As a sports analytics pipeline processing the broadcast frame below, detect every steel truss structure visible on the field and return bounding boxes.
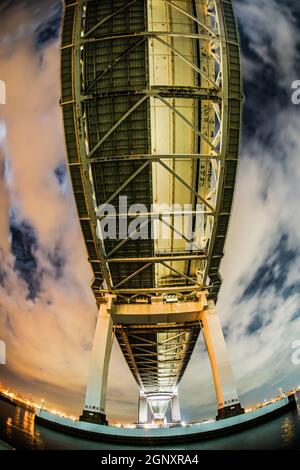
[61,0,243,415]
[115,323,200,393]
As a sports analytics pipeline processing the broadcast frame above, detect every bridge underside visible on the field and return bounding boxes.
[61,0,243,424]
[114,312,201,394]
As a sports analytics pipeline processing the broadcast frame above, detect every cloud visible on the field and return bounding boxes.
[0,0,93,414]
[235,0,300,87]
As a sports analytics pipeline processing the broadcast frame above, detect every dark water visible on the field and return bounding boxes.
[1,400,300,450]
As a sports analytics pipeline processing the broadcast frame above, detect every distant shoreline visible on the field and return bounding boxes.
[0,391,34,412]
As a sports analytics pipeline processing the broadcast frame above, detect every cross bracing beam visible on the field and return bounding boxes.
[166,0,216,36]
[87,93,221,161]
[104,219,150,258]
[84,0,139,38]
[84,39,146,92]
[157,158,215,212]
[88,96,149,158]
[113,263,154,290]
[97,210,211,219]
[156,98,220,155]
[101,254,207,263]
[88,154,221,164]
[99,285,211,294]
[154,36,219,89]
[81,31,225,44]
[83,87,222,101]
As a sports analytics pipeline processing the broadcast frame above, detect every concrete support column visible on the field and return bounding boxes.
[171,393,181,423]
[80,296,114,425]
[138,392,148,424]
[201,301,244,419]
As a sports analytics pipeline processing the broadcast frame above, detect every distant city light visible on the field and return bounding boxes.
[0,382,298,429]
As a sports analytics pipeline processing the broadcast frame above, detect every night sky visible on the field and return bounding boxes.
[0,0,300,423]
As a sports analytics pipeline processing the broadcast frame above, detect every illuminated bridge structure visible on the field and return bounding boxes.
[61,0,244,425]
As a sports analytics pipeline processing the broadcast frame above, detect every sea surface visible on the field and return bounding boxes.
[1,399,300,450]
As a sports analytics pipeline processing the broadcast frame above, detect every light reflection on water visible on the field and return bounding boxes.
[281,404,300,446]
[281,416,295,445]
[0,400,300,450]
[2,404,44,449]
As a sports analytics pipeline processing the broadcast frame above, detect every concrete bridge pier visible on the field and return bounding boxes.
[201,301,244,420]
[138,392,148,425]
[79,296,114,425]
[171,393,181,423]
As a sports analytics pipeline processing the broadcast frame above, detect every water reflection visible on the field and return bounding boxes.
[4,405,44,449]
[281,416,295,445]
